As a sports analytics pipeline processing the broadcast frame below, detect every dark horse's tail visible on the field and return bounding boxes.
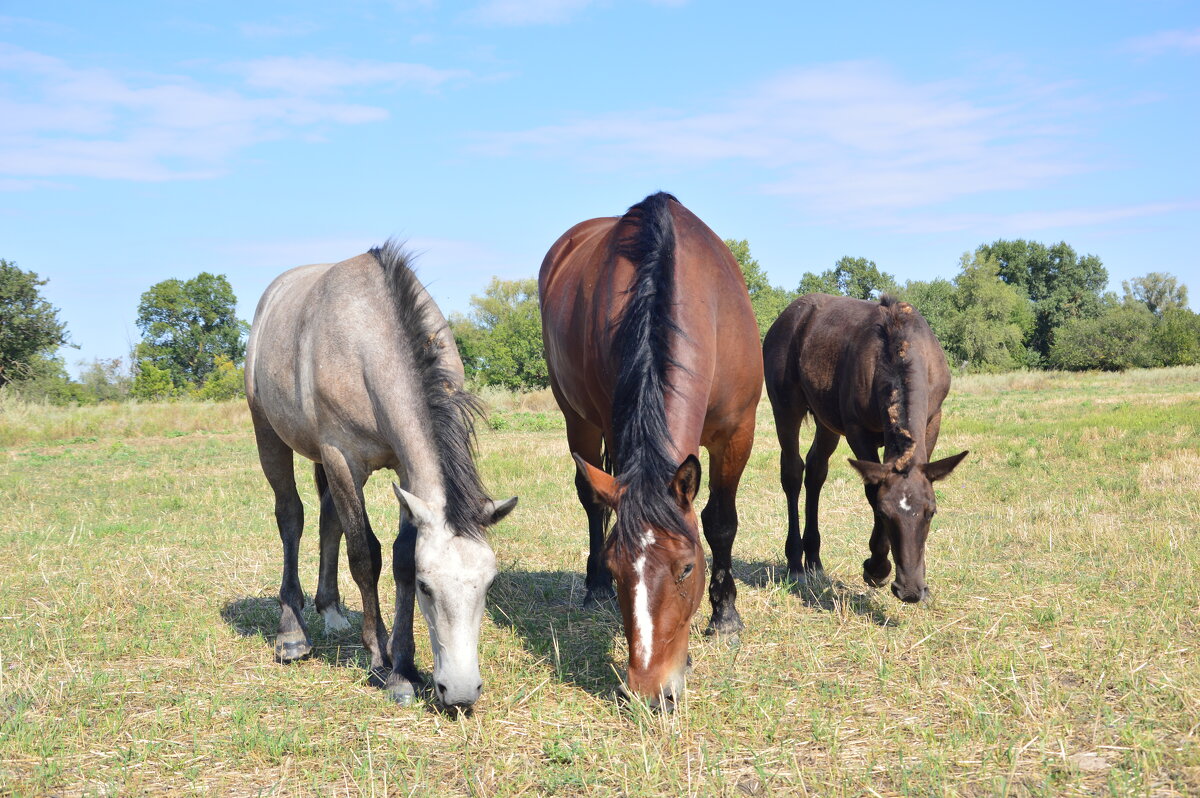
[608,191,690,550]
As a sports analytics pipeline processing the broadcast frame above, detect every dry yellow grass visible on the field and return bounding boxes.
[1,367,1198,795]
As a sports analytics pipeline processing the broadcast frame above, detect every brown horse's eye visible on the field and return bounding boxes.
[677,563,694,583]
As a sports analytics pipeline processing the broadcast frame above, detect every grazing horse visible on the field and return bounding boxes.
[539,192,762,706]
[245,243,517,709]
[762,294,967,603]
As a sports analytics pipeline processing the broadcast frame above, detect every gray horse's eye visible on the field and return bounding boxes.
[417,580,433,597]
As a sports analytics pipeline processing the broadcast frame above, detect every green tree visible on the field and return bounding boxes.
[77,357,132,403]
[797,256,898,300]
[1151,307,1200,366]
[944,253,1034,372]
[135,272,247,390]
[1048,304,1156,371]
[1122,272,1188,316]
[976,239,1107,358]
[0,259,71,387]
[450,277,548,391]
[899,278,957,346]
[131,359,177,400]
[724,239,798,340]
[194,355,245,400]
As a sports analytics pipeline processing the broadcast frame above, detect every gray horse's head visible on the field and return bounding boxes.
[393,484,516,709]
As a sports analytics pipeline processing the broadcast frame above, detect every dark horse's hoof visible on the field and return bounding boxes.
[274,631,313,662]
[386,673,420,705]
[583,583,616,607]
[863,557,892,588]
[703,612,744,642]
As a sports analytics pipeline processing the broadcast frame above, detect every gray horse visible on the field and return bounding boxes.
[245,242,517,709]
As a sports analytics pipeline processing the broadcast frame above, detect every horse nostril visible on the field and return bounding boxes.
[475,682,483,694]
[436,682,447,696]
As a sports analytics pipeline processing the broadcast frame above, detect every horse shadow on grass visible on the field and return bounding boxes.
[731,559,900,627]
[485,567,625,700]
[220,596,377,671]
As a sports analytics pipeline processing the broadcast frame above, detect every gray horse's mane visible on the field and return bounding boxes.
[370,240,490,541]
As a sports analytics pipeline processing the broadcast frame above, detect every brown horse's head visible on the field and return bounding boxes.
[573,453,706,709]
[848,451,968,603]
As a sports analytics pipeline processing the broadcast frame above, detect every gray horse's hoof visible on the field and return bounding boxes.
[386,674,419,705]
[274,631,312,662]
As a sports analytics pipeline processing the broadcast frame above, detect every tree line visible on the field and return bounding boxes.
[2,239,1197,403]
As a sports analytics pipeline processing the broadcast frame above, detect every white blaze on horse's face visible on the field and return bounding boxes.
[395,486,498,709]
[631,528,656,670]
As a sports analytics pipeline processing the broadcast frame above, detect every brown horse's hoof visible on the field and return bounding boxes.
[274,631,312,662]
[583,584,616,607]
[863,558,892,587]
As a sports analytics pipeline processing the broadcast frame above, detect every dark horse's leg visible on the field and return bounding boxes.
[771,399,807,581]
[847,432,891,587]
[318,445,390,672]
[386,513,421,704]
[313,464,350,633]
[701,416,755,637]
[251,415,311,661]
[561,404,613,607]
[799,424,841,579]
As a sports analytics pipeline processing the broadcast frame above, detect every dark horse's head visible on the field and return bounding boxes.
[848,451,968,603]
[574,453,706,710]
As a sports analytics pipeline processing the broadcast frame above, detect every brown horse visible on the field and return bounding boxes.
[762,294,967,603]
[539,192,762,706]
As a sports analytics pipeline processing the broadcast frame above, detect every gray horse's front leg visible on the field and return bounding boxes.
[387,519,422,704]
[313,467,350,633]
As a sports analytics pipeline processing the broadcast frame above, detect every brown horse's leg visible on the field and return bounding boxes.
[386,513,421,704]
[701,416,755,637]
[771,400,806,580]
[799,424,841,579]
[846,435,891,587]
[319,445,391,673]
[562,410,612,606]
[313,464,350,633]
[251,416,311,661]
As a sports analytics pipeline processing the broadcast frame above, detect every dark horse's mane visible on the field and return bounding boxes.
[370,240,490,541]
[608,192,694,554]
[877,294,920,469]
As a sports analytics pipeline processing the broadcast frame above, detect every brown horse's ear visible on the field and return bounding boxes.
[922,450,968,482]
[670,454,702,509]
[484,496,518,526]
[847,458,890,486]
[572,453,621,510]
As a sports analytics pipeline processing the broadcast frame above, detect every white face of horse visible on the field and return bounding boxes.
[394,486,514,708]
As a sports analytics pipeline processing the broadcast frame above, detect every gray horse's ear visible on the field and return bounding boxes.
[484,497,518,526]
[393,483,435,527]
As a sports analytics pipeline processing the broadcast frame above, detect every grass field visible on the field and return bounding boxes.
[1,367,1198,796]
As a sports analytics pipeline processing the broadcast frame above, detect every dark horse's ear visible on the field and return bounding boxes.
[922,450,968,482]
[847,458,891,486]
[572,453,622,511]
[484,496,518,526]
[670,454,703,509]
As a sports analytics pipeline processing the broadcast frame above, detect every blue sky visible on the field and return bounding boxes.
[2,1,1198,373]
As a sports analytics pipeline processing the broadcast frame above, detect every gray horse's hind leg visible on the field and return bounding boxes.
[319,446,391,673]
[313,464,350,633]
[251,416,312,661]
[386,517,422,704]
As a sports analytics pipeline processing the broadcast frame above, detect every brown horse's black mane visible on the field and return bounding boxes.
[876,294,920,468]
[608,192,694,553]
[371,240,490,541]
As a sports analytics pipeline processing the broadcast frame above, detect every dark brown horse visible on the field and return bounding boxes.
[762,294,967,603]
[539,192,762,706]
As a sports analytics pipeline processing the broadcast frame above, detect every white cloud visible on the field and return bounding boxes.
[471,61,1099,220]
[466,0,687,26]
[0,45,463,184]
[468,0,595,25]
[237,56,470,95]
[1123,28,1200,56]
